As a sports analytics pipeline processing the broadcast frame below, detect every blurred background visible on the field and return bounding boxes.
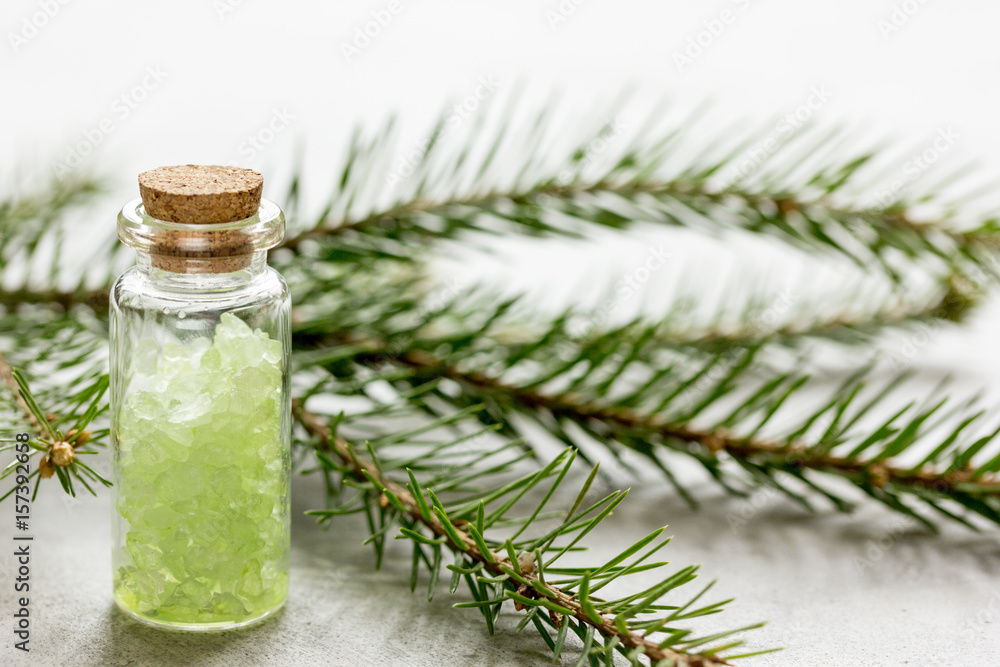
[6,0,1000,364]
[6,0,1000,210]
[3,1,1000,665]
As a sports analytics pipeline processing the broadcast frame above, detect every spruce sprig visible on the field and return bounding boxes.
[0,349,111,502]
[279,103,1000,292]
[298,324,1000,529]
[294,395,774,666]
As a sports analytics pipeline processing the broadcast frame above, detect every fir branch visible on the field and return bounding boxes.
[0,287,110,313]
[287,259,979,389]
[7,107,1000,326]
[305,333,1000,527]
[0,174,105,294]
[553,275,977,356]
[279,109,1000,289]
[0,311,112,500]
[0,350,48,438]
[0,359,110,501]
[294,400,765,667]
[284,177,1000,260]
[410,357,996,501]
[279,183,558,251]
[0,174,102,249]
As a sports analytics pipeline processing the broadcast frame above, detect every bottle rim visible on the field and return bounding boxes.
[117,198,284,258]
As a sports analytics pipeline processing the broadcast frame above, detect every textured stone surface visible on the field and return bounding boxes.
[5,467,1000,666]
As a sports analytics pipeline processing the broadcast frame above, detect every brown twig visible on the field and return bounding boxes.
[580,280,976,354]
[278,178,1000,253]
[355,346,1000,500]
[0,351,76,476]
[293,400,734,667]
[0,349,45,437]
[278,181,601,251]
[0,287,110,313]
[2,180,996,313]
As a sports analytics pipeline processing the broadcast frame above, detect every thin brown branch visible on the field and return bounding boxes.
[279,180,604,251]
[360,346,1000,500]
[587,280,978,355]
[4,178,996,313]
[279,177,1000,253]
[0,287,110,313]
[0,349,45,437]
[293,400,733,667]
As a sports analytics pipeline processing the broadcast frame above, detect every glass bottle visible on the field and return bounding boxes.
[109,166,290,630]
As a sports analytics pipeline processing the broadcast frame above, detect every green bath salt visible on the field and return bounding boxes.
[113,313,289,627]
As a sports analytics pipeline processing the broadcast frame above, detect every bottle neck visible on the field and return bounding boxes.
[135,251,268,291]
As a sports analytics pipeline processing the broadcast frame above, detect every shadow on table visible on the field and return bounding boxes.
[97,604,290,666]
[627,483,1000,569]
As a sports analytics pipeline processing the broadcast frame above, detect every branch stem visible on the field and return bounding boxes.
[0,287,109,313]
[372,347,1000,501]
[0,349,45,437]
[280,177,999,253]
[293,400,733,667]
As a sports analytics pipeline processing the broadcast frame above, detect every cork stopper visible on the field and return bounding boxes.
[137,165,264,273]
[139,165,263,224]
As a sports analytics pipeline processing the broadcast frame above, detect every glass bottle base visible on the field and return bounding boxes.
[114,595,285,632]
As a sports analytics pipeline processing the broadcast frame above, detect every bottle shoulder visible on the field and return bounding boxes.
[111,266,289,313]
[110,267,141,308]
[263,265,289,295]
